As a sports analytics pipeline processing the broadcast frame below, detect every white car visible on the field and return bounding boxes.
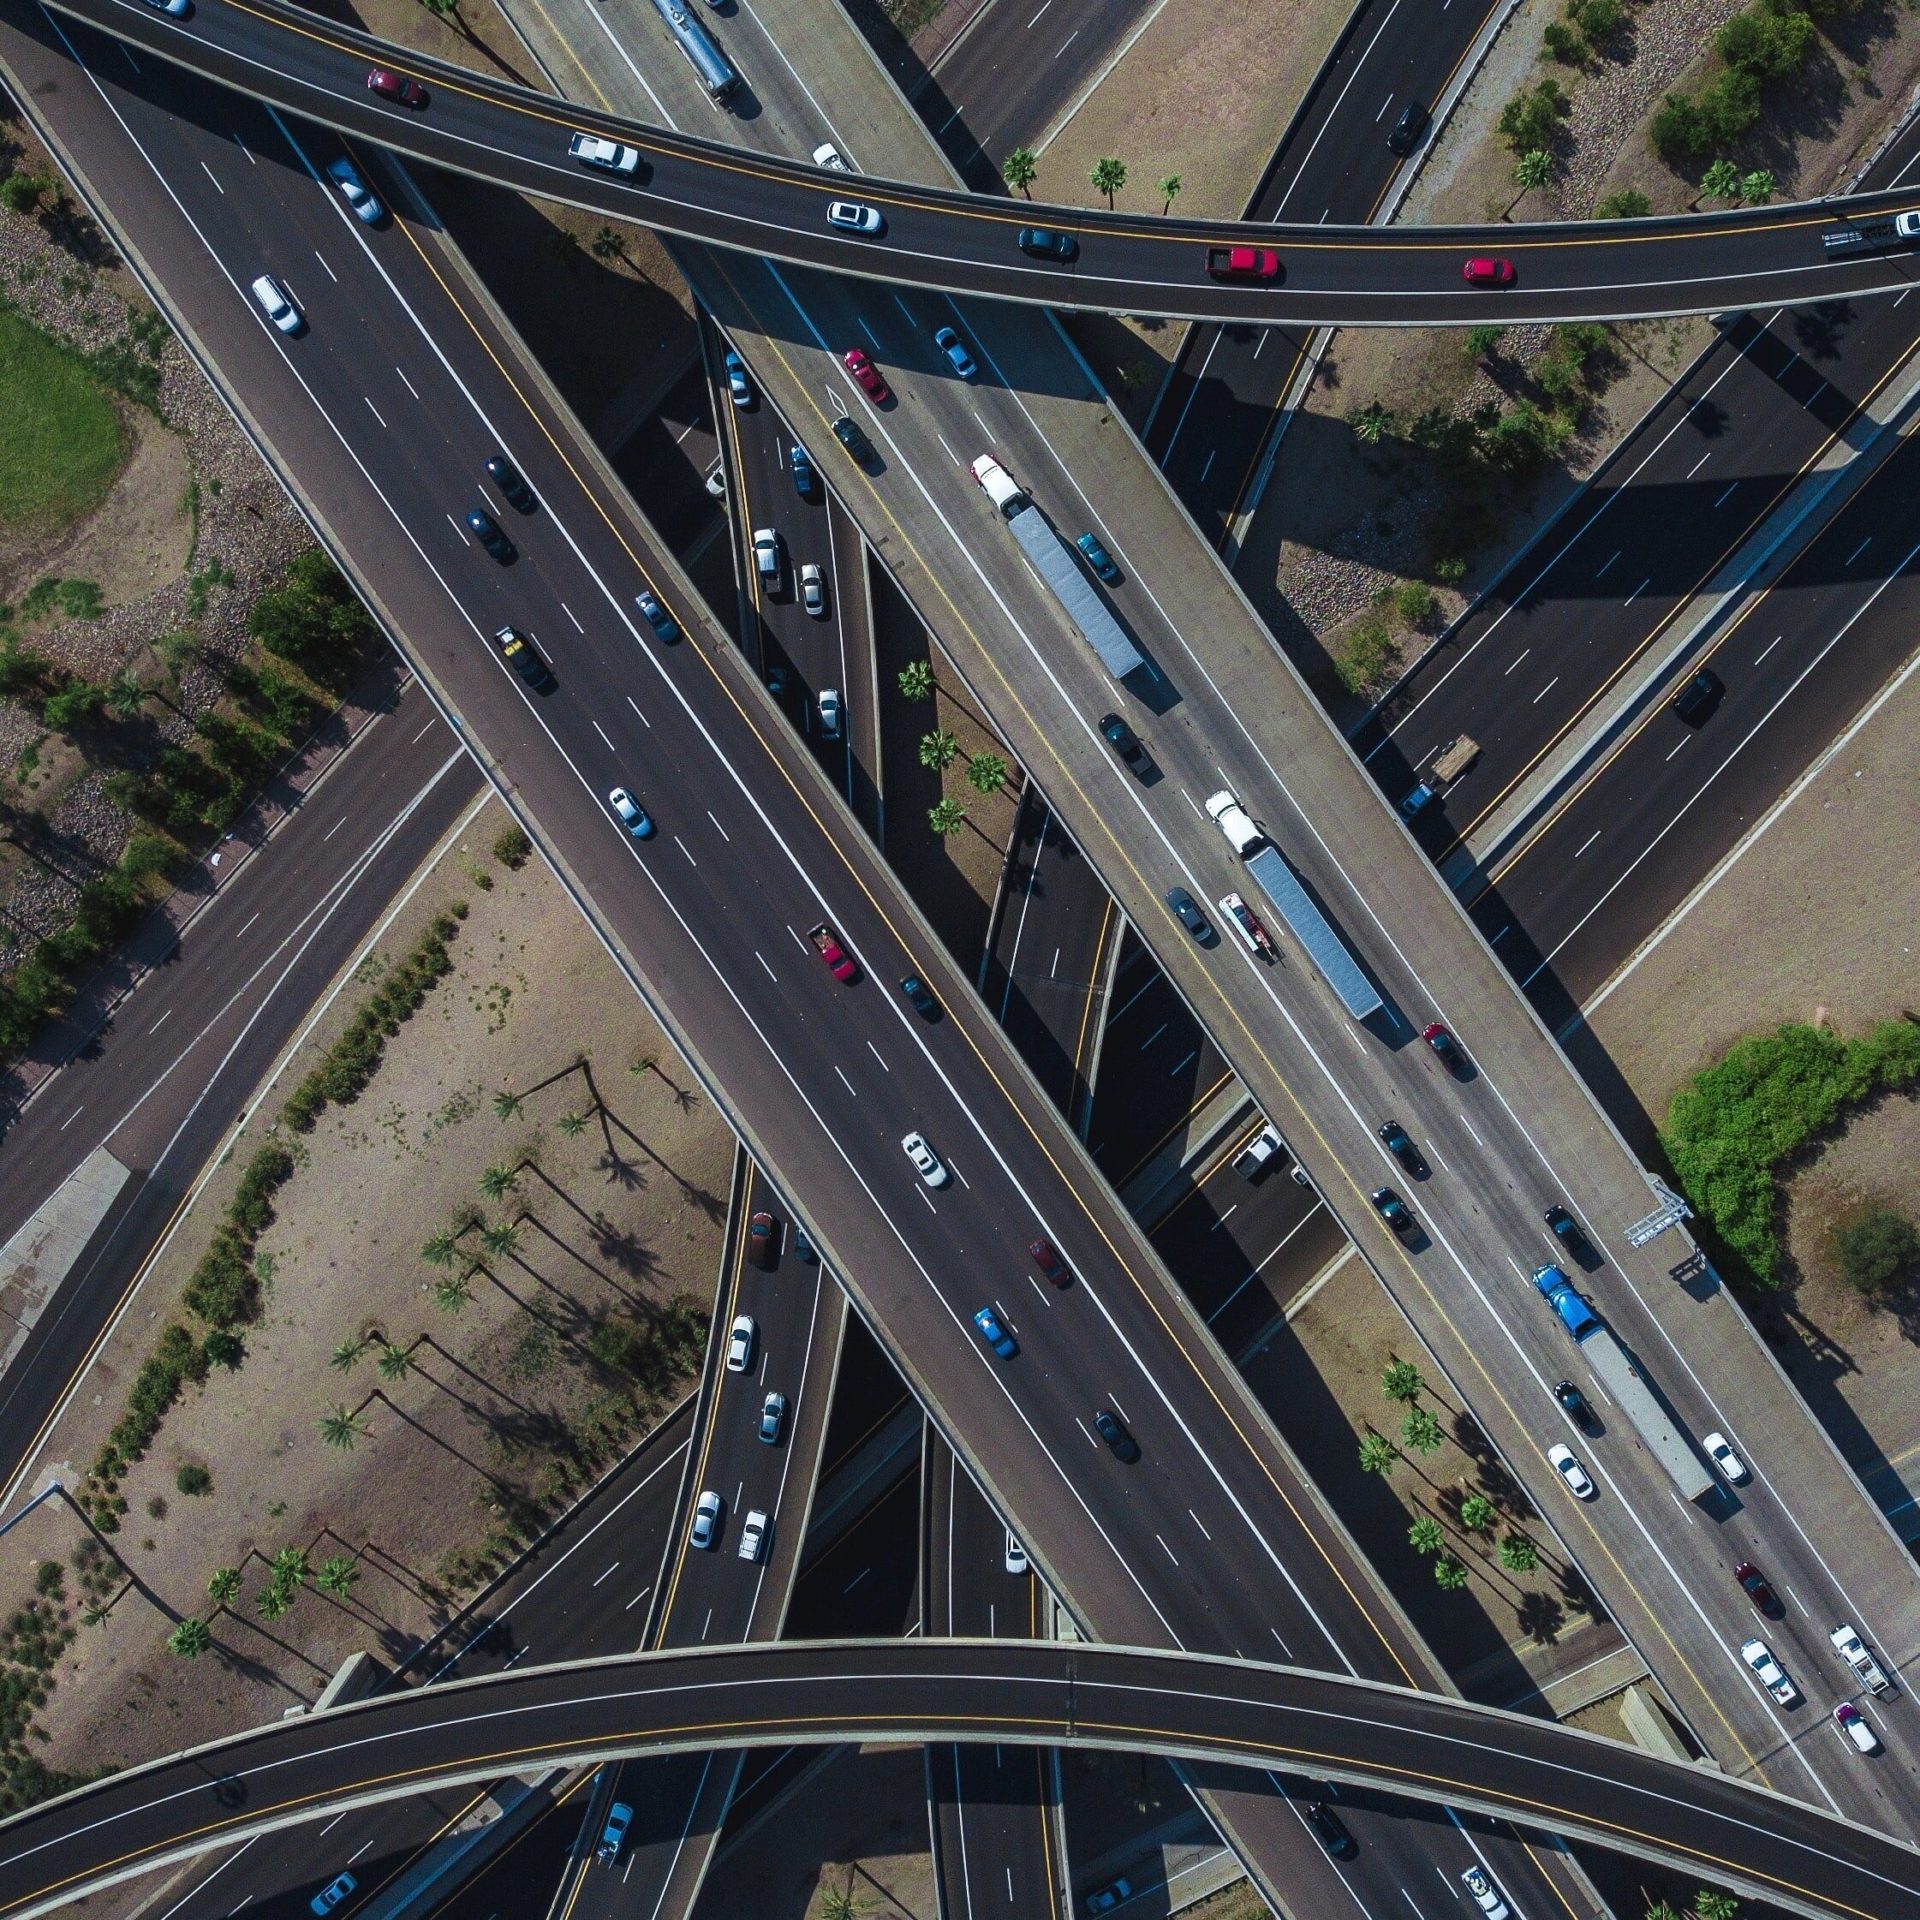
[902,1131,948,1187]
[568,132,641,175]
[1004,1531,1028,1575]
[752,526,783,587]
[1740,1638,1797,1705]
[1702,1431,1748,1483]
[1459,1866,1509,1920]
[800,562,827,618]
[817,687,843,738]
[737,1508,769,1562]
[689,1489,722,1550]
[1204,788,1263,855]
[1897,210,1920,240]
[608,787,655,839]
[250,274,303,335]
[812,141,850,172]
[1546,1441,1595,1499]
[325,156,382,225]
[1834,1701,1880,1752]
[725,1313,756,1372]
[826,200,884,235]
[703,462,726,499]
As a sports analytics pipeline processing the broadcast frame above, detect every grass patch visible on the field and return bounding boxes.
[1661,1018,1920,1286]
[0,301,126,532]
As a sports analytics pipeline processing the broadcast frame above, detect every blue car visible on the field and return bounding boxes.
[634,588,678,642]
[973,1305,1017,1359]
[310,1876,357,1917]
[465,508,515,564]
[1077,532,1119,583]
[724,350,751,408]
[789,442,816,497]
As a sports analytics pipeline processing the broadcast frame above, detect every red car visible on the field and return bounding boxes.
[842,348,890,404]
[1735,1562,1781,1616]
[1028,1239,1069,1285]
[1421,1022,1463,1070]
[1462,255,1516,287]
[367,69,429,108]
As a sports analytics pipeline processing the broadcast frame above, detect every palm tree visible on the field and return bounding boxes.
[927,798,967,837]
[493,1090,522,1120]
[1156,173,1182,214]
[1433,1556,1469,1591]
[420,1230,458,1268]
[318,1405,370,1450]
[431,1272,475,1313]
[377,1341,412,1383]
[480,1164,518,1201]
[1381,1360,1423,1404]
[1400,1407,1444,1454]
[1408,1516,1445,1556]
[167,1616,212,1658]
[1349,401,1394,445]
[1505,147,1552,217]
[316,1554,360,1599]
[1693,1893,1739,1920]
[918,729,960,772]
[590,226,625,263]
[559,1111,588,1138]
[105,670,147,721]
[898,660,934,703]
[1698,158,1741,206]
[1740,169,1774,206]
[206,1566,242,1608]
[1458,1493,1497,1533]
[967,753,1010,796]
[1357,1433,1398,1476]
[1498,1534,1539,1574]
[1001,148,1037,198]
[270,1547,310,1588]
[330,1333,373,1374]
[1090,157,1127,208]
[481,1222,520,1258]
[255,1582,294,1622]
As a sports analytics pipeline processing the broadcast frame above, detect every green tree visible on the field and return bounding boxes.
[1002,147,1037,198]
[480,1163,518,1201]
[1090,156,1128,208]
[589,226,624,264]
[559,1111,588,1138]
[1433,1556,1470,1590]
[1593,188,1651,219]
[1541,20,1585,63]
[105,670,147,721]
[432,1273,475,1313]
[1349,401,1394,445]
[317,1554,361,1599]
[493,1090,522,1120]
[919,729,960,772]
[1693,1893,1739,1920]
[207,1566,242,1607]
[1508,147,1553,216]
[1381,1360,1424,1404]
[928,798,967,837]
[1699,157,1742,203]
[255,1582,294,1622]
[330,1334,373,1374]
[167,1616,212,1658]
[270,1547,310,1588]
[818,1888,868,1920]
[1408,1515,1446,1556]
[1646,1905,1683,1920]
[1717,6,1812,80]
[421,1230,458,1268]
[1835,1209,1920,1297]
[898,660,935,702]
[967,752,1010,796]
[377,1341,413,1383]
[1465,324,1506,359]
[318,1405,370,1450]
[1458,1492,1498,1533]
[1498,1533,1540,1574]
[1401,1406,1445,1455]
[1156,173,1182,214]
[481,1221,520,1258]
[1740,169,1776,206]
[1496,77,1568,153]
[1358,1433,1399,1476]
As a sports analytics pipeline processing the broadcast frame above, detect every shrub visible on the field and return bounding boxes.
[1650,94,1708,162]
[1568,0,1623,38]
[183,1230,258,1329]
[1542,21,1585,62]
[41,678,106,732]
[1395,581,1436,627]
[202,1329,244,1369]
[1834,1209,1920,1298]
[493,824,532,869]
[1717,6,1813,79]
[1465,324,1506,359]
[1496,78,1569,153]
[1594,188,1652,219]
[1434,556,1468,585]
[1335,614,1394,694]
[175,1464,213,1496]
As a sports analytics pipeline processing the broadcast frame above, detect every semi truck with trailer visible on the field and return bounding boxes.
[1533,1265,1714,1501]
[1204,791,1383,1020]
[970,455,1146,680]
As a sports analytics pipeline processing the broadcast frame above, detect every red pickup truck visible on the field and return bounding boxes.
[807,923,858,982]
[1206,245,1280,281]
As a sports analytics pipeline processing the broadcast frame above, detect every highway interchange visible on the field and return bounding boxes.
[0,0,1912,1920]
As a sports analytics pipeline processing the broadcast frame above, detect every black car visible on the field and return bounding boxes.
[1553,1379,1595,1430]
[1093,1408,1139,1462]
[1165,887,1214,944]
[899,973,940,1019]
[831,413,874,462]
[1378,1120,1428,1179]
[1370,1186,1414,1235]
[484,454,537,513]
[1017,226,1078,262]
[494,624,554,693]
[1100,712,1145,770]
[1303,1799,1356,1860]
[1386,99,1429,155]
[1545,1204,1590,1256]
[1670,666,1723,725]
[465,508,516,563]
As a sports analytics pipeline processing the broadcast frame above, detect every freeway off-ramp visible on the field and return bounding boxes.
[36,0,1920,325]
[2,1639,1916,1920]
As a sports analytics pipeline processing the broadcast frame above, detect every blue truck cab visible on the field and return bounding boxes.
[1533,1264,1598,1338]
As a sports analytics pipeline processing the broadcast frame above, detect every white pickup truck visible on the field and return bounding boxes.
[1832,1622,1894,1696]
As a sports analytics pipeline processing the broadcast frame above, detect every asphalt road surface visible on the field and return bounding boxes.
[5,1639,1912,1920]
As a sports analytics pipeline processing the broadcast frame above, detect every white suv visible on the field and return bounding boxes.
[1205,789,1263,855]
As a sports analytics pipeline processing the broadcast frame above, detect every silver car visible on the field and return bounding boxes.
[689,1489,722,1550]
[325,156,382,224]
[800,562,827,618]
[250,274,303,335]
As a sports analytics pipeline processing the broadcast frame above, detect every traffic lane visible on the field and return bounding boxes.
[40,0,1920,328]
[982,790,1119,1124]
[1087,957,1231,1183]
[1366,298,1917,858]
[783,1465,922,1637]
[14,1644,1918,1920]
[702,247,1902,1812]
[825,489,882,839]
[608,354,721,557]
[1479,407,1920,1009]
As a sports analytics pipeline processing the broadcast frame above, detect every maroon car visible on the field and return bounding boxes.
[1028,1239,1069,1286]
[1735,1561,1781,1616]
[842,347,891,405]
[367,68,429,108]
